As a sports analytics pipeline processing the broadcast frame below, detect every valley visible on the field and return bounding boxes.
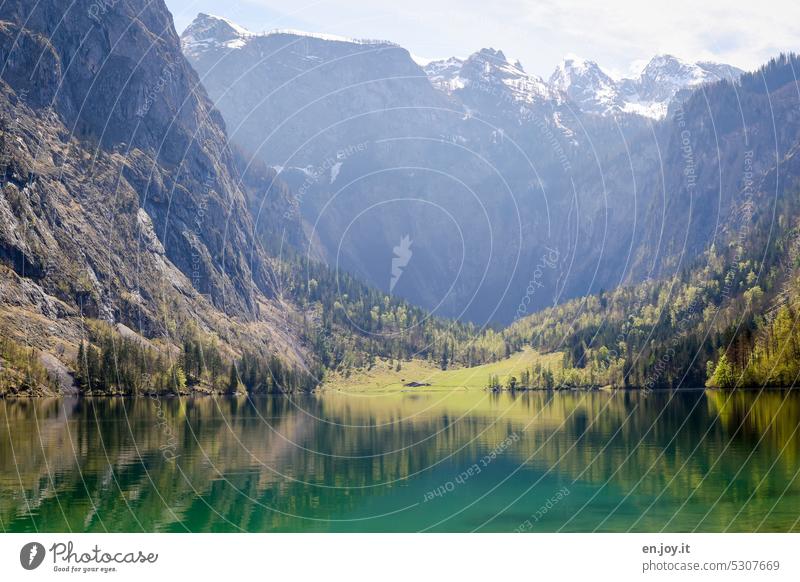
[321,347,563,393]
[1,1,800,399]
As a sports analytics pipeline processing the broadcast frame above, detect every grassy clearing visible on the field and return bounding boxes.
[321,347,563,393]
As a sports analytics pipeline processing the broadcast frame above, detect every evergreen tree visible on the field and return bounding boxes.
[228,363,240,394]
[707,352,735,388]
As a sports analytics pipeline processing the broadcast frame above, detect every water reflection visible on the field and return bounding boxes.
[1,390,798,532]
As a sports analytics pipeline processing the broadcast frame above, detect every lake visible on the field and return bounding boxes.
[1,389,799,532]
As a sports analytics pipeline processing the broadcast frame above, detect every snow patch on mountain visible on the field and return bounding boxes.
[424,57,466,92]
[425,49,555,105]
[329,162,342,184]
[549,57,622,115]
[549,54,744,119]
[181,13,396,58]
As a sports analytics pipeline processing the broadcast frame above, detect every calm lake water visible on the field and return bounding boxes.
[1,389,799,532]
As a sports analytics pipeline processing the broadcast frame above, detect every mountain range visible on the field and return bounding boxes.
[2,2,800,395]
[185,14,744,121]
[549,55,743,118]
[180,13,753,324]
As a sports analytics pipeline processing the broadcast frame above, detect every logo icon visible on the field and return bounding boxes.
[390,235,413,292]
[20,542,46,570]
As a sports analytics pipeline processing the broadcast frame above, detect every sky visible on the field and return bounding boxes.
[166,0,800,78]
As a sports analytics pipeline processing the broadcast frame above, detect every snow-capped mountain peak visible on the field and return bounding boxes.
[181,13,396,58]
[426,48,554,105]
[636,54,709,100]
[547,53,744,119]
[549,57,621,114]
[424,56,466,91]
[618,54,744,118]
[182,15,743,122]
[181,13,254,56]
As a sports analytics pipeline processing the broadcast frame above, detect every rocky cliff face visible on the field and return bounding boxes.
[0,0,310,381]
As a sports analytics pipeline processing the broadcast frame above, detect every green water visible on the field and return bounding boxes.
[1,389,799,532]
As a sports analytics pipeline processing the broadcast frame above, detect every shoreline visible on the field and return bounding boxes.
[4,385,793,399]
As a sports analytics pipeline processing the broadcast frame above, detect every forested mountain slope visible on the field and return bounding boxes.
[501,58,800,389]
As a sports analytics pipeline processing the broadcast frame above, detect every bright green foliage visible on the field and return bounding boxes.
[276,256,509,374]
[73,321,317,395]
[501,188,800,389]
[0,333,58,395]
[707,353,736,388]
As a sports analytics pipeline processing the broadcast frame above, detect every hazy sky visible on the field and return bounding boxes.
[166,0,800,78]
